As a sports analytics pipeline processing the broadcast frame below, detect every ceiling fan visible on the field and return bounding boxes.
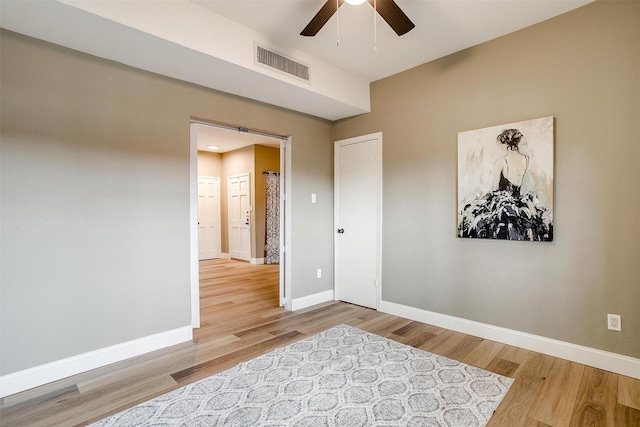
[301,0,415,37]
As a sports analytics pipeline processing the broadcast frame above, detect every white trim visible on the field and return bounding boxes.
[282,137,293,311]
[380,300,640,379]
[220,253,231,259]
[189,123,200,328]
[0,326,193,398]
[291,290,335,311]
[250,258,265,265]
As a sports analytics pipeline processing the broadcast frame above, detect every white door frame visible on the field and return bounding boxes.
[334,132,383,310]
[189,124,200,327]
[189,121,292,328]
[281,137,292,309]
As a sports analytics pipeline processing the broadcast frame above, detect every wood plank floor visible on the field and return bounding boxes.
[1,259,638,426]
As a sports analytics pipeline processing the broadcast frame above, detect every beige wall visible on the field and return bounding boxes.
[0,30,334,375]
[221,145,254,256]
[197,150,223,177]
[334,1,639,358]
[254,145,281,259]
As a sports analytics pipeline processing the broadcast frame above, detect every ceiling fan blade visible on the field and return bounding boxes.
[301,0,345,36]
[369,0,415,36]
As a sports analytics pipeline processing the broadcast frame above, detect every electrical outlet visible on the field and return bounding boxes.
[316,268,322,279]
[607,314,621,331]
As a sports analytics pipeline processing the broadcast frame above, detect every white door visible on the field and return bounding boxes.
[228,173,251,261]
[198,176,221,260]
[334,133,382,310]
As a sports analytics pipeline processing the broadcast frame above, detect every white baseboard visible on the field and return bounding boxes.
[250,258,265,265]
[220,253,231,259]
[0,326,193,398]
[292,289,335,311]
[380,300,640,379]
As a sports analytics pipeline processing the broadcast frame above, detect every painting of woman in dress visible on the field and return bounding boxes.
[457,116,554,241]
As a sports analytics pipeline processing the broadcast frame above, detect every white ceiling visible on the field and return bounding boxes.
[1,0,593,150]
[193,0,592,83]
[195,124,282,153]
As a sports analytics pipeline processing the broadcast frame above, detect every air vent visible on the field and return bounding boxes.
[255,44,310,82]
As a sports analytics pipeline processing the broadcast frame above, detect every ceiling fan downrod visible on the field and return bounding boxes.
[373,0,377,51]
[336,0,340,46]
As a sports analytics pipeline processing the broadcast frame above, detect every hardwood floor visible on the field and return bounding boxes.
[1,259,638,426]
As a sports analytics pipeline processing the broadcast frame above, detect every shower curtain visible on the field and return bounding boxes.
[265,171,280,264]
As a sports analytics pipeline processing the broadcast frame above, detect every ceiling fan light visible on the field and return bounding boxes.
[345,0,366,5]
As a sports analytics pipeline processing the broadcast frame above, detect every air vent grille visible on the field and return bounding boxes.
[256,45,310,82]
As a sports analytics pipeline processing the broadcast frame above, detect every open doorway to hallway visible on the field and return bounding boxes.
[191,121,290,327]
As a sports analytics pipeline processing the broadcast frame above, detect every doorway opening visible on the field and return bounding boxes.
[189,120,292,328]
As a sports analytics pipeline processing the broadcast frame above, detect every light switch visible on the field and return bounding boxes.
[311,193,317,203]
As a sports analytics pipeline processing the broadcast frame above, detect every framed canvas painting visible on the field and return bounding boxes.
[457,116,554,241]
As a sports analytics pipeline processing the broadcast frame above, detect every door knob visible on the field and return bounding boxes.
[337,228,345,234]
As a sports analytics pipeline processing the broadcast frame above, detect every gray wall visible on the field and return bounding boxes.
[334,1,639,358]
[3,0,637,378]
[0,30,334,375]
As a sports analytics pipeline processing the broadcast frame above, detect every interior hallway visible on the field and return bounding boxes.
[0,259,638,426]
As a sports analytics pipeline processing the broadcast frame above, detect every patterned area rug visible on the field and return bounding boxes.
[90,324,514,426]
